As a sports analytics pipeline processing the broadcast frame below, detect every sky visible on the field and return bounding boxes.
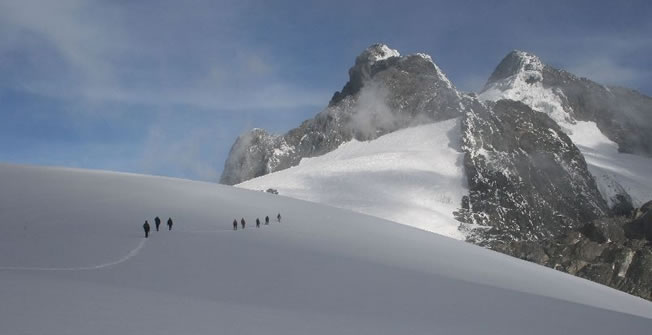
[1,0,651,182]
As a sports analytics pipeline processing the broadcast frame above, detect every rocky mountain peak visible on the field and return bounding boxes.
[330,44,455,106]
[486,50,544,86]
[330,43,402,106]
[221,44,467,185]
[357,43,401,64]
[481,49,652,157]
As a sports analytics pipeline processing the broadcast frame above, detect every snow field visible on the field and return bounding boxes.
[0,164,651,334]
[239,119,469,239]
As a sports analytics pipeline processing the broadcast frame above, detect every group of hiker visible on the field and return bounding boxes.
[233,213,281,230]
[141,213,283,237]
[142,216,173,238]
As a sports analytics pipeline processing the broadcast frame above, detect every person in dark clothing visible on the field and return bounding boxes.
[240,218,246,229]
[233,219,238,231]
[154,216,161,231]
[265,216,270,225]
[256,218,260,228]
[277,213,281,223]
[167,217,173,231]
[143,220,151,238]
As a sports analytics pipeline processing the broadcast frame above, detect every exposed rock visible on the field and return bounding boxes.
[633,200,652,219]
[461,99,608,242]
[494,204,652,301]
[580,217,627,244]
[625,200,652,241]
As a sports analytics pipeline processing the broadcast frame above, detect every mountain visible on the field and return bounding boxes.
[480,50,652,210]
[229,44,616,240]
[475,50,652,299]
[482,50,652,157]
[2,163,652,334]
[220,44,467,185]
[222,44,652,300]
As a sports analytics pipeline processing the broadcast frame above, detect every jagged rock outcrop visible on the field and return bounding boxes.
[220,44,466,185]
[494,201,652,301]
[625,200,652,241]
[458,99,609,242]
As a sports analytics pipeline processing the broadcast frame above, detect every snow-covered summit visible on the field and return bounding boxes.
[485,50,544,85]
[479,50,572,129]
[361,43,401,63]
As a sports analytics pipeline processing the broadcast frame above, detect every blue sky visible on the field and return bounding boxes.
[1,0,651,181]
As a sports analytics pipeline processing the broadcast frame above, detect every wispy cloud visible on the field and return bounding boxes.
[569,57,642,87]
[535,34,652,89]
[0,0,328,111]
[140,122,225,181]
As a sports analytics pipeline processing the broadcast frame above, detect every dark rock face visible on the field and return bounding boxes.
[493,204,652,301]
[220,44,466,185]
[542,70,652,156]
[486,50,652,156]
[459,99,609,242]
[625,200,652,241]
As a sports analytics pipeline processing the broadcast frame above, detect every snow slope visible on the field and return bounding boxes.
[238,119,468,239]
[1,163,652,334]
[480,52,652,207]
[568,122,652,206]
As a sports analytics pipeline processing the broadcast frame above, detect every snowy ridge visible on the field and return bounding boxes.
[414,52,459,90]
[238,119,469,239]
[479,51,652,208]
[479,51,573,130]
[414,52,455,90]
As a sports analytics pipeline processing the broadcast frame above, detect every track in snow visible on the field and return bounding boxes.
[0,238,147,271]
[0,226,279,271]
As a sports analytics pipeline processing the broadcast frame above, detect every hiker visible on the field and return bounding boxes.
[143,220,151,238]
[154,216,161,231]
[265,216,270,225]
[277,213,282,223]
[233,219,238,231]
[256,218,260,228]
[167,217,173,231]
[240,218,246,229]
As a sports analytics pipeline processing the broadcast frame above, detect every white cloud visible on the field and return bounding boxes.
[140,123,224,181]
